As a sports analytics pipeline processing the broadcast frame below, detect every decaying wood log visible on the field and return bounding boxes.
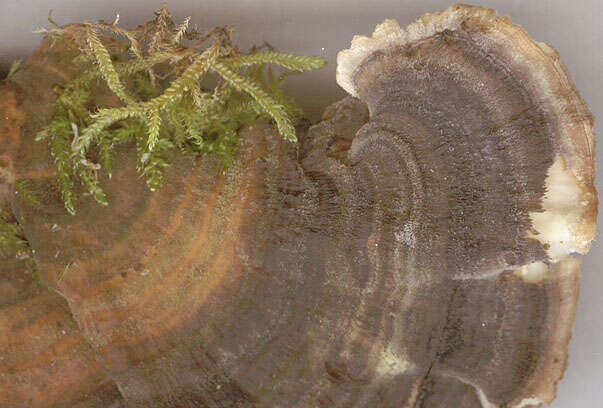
[0,4,597,407]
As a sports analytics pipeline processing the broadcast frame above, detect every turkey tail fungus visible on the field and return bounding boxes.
[0,4,597,408]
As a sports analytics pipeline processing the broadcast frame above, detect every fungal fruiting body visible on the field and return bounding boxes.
[334,5,596,406]
[0,4,597,408]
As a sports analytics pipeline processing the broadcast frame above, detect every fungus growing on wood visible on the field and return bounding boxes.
[0,4,597,408]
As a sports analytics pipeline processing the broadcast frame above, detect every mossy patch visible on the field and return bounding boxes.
[35,5,326,215]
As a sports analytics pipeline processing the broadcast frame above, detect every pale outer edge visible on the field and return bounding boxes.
[336,4,597,261]
[510,256,581,407]
[335,4,500,98]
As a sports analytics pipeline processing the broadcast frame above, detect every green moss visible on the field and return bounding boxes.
[0,210,38,279]
[57,262,71,283]
[35,5,326,215]
[15,180,41,207]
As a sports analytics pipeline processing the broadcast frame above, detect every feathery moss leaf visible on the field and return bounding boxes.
[0,211,39,278]
[212,62,296,142]
[221,51,326,71]
[15,180,41,207]
[85,24,134,104]
[146,109,162,152]
[51,128,77,215]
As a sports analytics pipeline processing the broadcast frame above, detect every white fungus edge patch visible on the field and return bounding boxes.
[529,156,592,262]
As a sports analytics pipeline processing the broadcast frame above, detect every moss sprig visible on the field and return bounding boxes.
[85,24,134,104]
[35,5,326,214]
[0,210,38,278]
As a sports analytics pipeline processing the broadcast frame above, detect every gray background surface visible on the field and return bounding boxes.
[0,1,601,407]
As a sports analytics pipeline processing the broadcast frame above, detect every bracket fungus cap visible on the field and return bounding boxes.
[334,4,597,406]
[337,4,596,264]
